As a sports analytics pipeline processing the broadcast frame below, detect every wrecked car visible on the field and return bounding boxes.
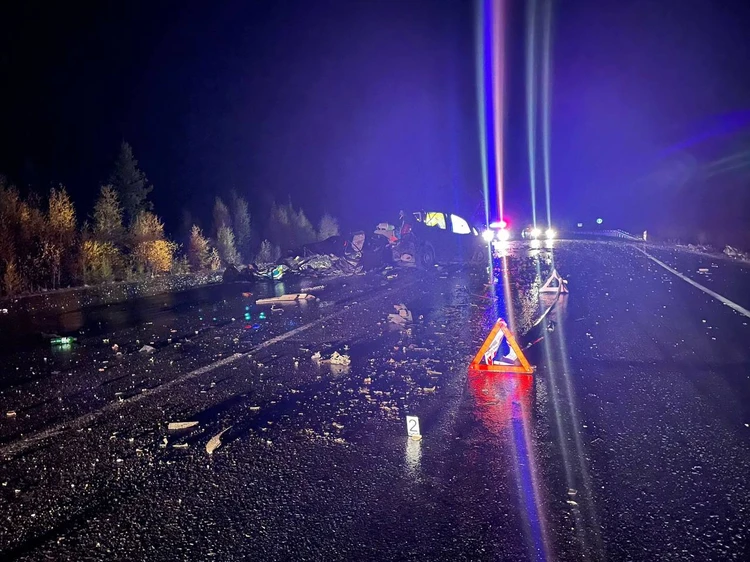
[376,210,484,267]
[223,230,389,283]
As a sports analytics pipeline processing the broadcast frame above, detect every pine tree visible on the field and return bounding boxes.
[212,197,231,238]
[109,142,153,224]
[217,226,241,265]
[318,213,340,240]
[230,191,252,259]
[188,225,211,270]
[256,239,278,264]
[293,208,317,246]
[92,185,124,243]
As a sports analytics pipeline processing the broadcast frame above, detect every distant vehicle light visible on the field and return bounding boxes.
[577,222,583,228]
[545,228,556,239]
[490,219,508,230]
[497,228,511,242]
[596,218,603,225]
[481,230,495,242]
[530,227,541,239]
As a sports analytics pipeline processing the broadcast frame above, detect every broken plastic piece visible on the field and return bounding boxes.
[168,421,199,431]
[139,345,156,354]
[469,318,534,374]
[256,293,316,305]
[206,427,231,455]
[539,269,569,294]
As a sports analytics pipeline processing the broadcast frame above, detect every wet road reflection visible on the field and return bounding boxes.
[469,372,550,561]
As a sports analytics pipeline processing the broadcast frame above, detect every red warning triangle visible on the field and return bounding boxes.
[469,319,534,374]
[539,268,568,294]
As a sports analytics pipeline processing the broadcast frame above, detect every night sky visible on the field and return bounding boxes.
[1,0,749,238]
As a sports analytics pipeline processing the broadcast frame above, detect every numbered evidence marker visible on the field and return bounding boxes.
[406,415,422,440]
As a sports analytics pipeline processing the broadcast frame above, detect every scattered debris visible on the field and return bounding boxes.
[242,292,253,298]
[312,350,351,367]
[256,293,316,305]
[6,411,17,418]
[206,427,231,455]
[723,245,749,260]
[172,443,189,449]
[139,345,156,354]
[332,422,345,430]
[388,303,413,325]
[167,421,199,431]
[329,352,351,366]
[0,308,8,314]
[248,406,261,412]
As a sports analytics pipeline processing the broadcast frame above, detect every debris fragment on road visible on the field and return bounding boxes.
[312,350,351,366]
[139,345,156,354]
[206,427,231,455]
[256,293,316,305]
[167,421,199,431]
[388,303,413,325]
[6,411,17,418]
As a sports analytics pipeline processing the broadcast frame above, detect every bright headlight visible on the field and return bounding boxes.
[530,228,541,238]
[545,228,556,239]
[497,229,511,242]
[481,230,494,242]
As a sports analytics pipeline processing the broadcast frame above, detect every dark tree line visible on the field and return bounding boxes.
[1,142,341,297]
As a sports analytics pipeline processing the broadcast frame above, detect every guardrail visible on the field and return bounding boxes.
[576,229,641,241]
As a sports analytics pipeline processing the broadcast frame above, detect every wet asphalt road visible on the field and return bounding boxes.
[1,240,749,561]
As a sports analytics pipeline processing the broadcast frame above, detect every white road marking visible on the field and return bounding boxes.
[1,283,409,457]
[637,247,750,319]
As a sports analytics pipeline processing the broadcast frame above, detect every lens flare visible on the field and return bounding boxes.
[541,0,553,229]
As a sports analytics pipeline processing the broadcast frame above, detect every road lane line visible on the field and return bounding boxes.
[637,247,750,319]
[1,282,413,457]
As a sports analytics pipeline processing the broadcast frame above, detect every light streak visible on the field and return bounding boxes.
[526,0,538,228]
[475,0,490,228]
[541,0,553,229]
[491,0,506,221]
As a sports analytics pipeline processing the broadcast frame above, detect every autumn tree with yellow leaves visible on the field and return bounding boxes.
[45,186,77,289]
[129,211,176,276]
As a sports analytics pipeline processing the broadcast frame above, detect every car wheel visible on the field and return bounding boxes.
[471,246,486,263]
[418,243,436,268]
